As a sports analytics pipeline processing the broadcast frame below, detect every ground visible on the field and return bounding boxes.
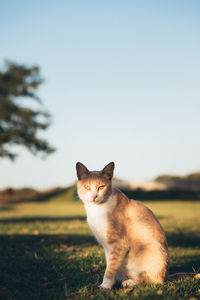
[0,187,200,299]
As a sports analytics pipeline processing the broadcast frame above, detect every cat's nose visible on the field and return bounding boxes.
[92,194,97,201]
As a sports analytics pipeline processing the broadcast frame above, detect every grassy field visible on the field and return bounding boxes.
[0,187,200,299]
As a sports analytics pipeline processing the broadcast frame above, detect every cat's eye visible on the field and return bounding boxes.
[84,185,91,190]
[98,185,105,191]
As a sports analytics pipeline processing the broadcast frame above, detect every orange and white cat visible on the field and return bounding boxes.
[76,162,198,289]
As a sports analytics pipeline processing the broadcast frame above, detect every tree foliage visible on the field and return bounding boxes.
[0,61,55,160]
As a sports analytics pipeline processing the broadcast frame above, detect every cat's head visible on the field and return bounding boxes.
[76,162,114,204]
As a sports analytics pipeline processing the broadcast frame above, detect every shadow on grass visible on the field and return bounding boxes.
[0,234,99,299]
[0,216,86,223]
[166,231,200,248]
[0,233,96,248]
[0,205,14,211]
[169,254,200,274]
[0,232,200,299]
[0,214,169,224]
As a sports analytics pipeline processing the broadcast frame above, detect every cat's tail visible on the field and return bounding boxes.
[167,272,200,281]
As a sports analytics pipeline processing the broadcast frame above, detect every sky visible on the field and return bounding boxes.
[0,0,200,189]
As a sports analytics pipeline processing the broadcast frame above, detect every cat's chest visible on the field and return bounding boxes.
[85,203,109,248]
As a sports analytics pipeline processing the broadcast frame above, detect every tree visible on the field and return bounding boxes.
[0,61,55,160]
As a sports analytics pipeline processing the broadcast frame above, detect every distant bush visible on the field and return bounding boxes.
[156,172,200,182]
[156,175,183,181]
[186,172,200,180]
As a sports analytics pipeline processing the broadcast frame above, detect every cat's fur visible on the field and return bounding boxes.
[76,162,199,289]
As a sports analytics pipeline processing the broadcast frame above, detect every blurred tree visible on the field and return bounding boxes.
[0,61,55,160]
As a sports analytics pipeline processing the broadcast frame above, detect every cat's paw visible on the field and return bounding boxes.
[121,279,135,288]
[99,279,113,290]
[98,284,111,291]
[99,275,115,290]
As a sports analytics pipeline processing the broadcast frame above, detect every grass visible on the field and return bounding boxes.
[0,189,200,299]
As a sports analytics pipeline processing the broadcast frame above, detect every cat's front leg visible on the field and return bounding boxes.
[104,247,110,265]
[99,245,127,290]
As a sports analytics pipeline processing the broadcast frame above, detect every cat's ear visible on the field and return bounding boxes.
[102,162,115,180]
[76,162,89,180]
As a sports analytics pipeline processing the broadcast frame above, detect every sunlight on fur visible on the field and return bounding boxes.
[76,162,199,290]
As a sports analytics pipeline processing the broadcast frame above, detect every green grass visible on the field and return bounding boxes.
[0,190,200,299]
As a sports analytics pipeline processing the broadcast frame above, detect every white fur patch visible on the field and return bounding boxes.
[84,195,116,250]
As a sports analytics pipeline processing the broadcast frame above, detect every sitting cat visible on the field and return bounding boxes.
[76,162,197,289]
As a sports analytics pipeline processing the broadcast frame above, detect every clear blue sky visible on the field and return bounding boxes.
[0,0,200,189]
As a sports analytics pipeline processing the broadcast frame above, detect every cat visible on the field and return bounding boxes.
[76,162,199,289]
